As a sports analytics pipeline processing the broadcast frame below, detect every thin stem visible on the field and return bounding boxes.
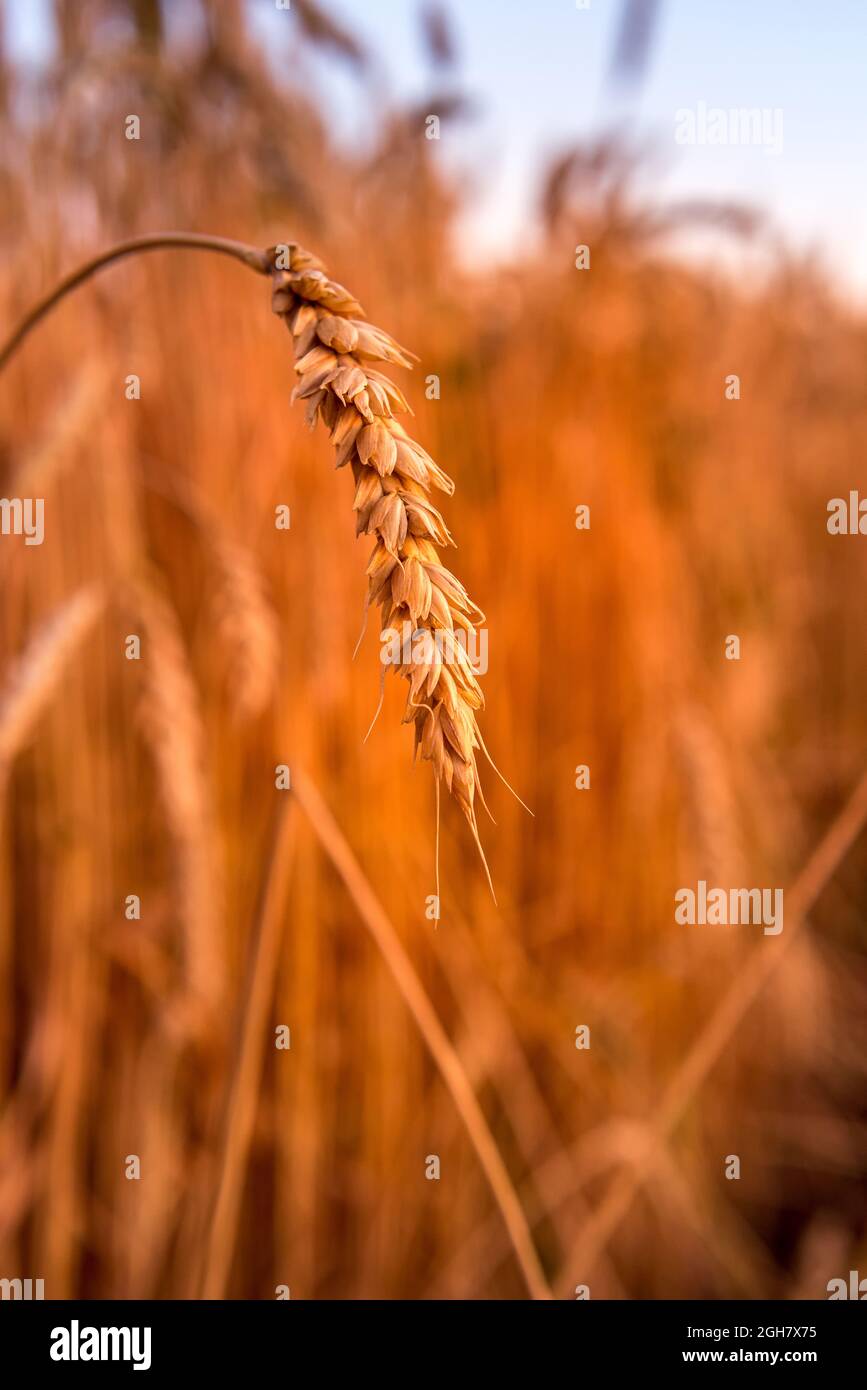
[0,233,273,373]
[201,796,298,1299]
[291,767,553,1301]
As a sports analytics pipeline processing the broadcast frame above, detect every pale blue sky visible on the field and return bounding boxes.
[7,0,867,293]
[312,0,867,294]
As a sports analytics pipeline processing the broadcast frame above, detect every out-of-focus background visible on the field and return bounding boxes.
[1,0,867,1300]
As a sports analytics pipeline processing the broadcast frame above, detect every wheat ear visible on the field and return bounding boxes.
[269,243,498,865]
[0,587,104,776]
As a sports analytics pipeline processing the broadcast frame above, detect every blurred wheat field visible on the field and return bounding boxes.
[1,0,866,1300]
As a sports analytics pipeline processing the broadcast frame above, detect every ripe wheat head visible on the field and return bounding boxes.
[270,242,521,879]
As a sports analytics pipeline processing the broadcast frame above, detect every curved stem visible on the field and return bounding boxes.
[0,233,273,374]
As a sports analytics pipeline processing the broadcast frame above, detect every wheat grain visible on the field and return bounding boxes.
[269,243,508,871]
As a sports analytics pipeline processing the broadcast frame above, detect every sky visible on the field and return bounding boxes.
[315,0,867,295]
[7,0,867,295]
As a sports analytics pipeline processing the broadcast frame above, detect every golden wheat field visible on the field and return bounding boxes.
[1,0,866,1304]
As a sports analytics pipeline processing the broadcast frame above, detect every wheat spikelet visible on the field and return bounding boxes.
[0,586,103,776]
[269,243,513,873]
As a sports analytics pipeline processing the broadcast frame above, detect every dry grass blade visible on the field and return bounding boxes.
[292,0,369,68]
[291,767,552,1301]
